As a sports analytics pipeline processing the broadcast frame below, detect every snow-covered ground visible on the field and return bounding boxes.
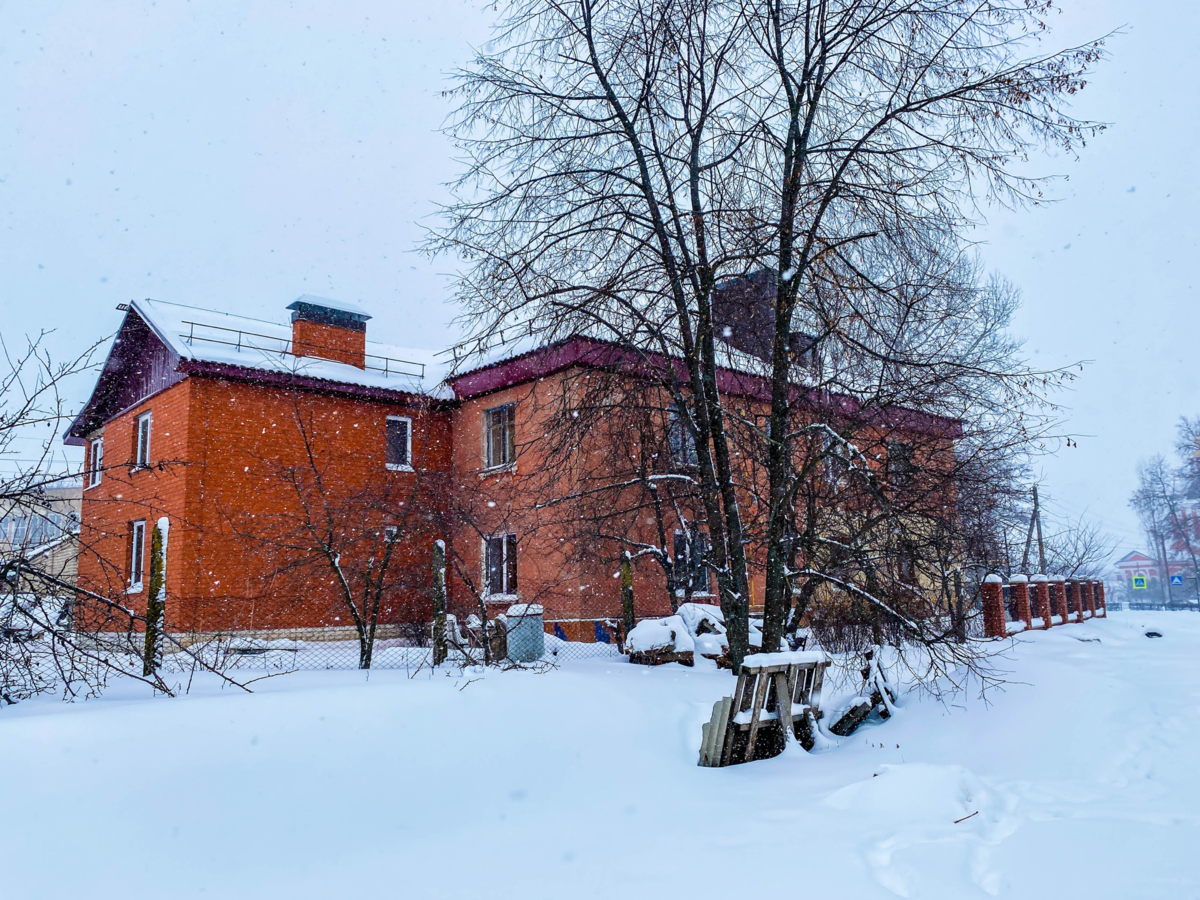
[3,610,1196,899]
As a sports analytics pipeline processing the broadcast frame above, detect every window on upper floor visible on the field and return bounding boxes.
[668,406,699,470]
[87,437,104,488]
[887,439,914,490]
[386,416,412,470]
[484,533,518,597]
[3,516,27,546]
[898,541,917,585]
[134,411,152,468]
[484,404,516,469]
[129,520,146,592]
[5,511,68,547]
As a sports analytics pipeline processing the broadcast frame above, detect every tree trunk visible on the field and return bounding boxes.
[142,519,168,677]
[432,540,448,666]
[620,551,636,640]
[952,569,968,644]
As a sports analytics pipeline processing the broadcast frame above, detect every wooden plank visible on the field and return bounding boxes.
[699,698,723,766]
[810,662,827,715]
[744,671,772,760]
[732,671,752,714]
[713,696,733,767]
[774,672,794,740]
[785,663,800,708]
[721,678,747,767]
[794,664,812,707]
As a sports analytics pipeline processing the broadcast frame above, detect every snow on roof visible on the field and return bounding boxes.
[445,327,784,388]
[288,294,371,319]
[131,298,452,398]
[1116,550,1155,564]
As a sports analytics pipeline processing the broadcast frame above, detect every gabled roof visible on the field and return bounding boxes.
[131,298,441,389]
[65,298,451,444]
[1115,550,1156,565]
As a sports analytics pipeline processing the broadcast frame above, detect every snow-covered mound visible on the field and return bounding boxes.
[626,614,695,654]
[626,602,768,662]
[0,611,1194,899]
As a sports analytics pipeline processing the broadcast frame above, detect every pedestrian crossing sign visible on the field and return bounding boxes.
[1132,576,1147,589]
[1171,574,1185,586]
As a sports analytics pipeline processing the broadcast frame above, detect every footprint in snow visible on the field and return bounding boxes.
[824,763,1020,897]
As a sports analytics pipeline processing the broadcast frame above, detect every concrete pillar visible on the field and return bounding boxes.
[982,575,1006,638]
[1051,577,1068,623]
[1010,575,1033,630]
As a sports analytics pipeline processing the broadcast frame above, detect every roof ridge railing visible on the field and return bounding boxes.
[178,320,425,379]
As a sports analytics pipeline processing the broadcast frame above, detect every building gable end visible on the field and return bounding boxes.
[65,310,184,444]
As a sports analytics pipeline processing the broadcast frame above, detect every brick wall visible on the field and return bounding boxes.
[447,366,957,638]
[291,319,367,368]
[77,379,194,625]
[77,375,453,633]
[75,352,958,642]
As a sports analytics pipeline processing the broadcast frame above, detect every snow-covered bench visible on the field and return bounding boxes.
[698,650,831,767]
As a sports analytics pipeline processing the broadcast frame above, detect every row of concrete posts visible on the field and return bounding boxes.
[981,574,1107,639]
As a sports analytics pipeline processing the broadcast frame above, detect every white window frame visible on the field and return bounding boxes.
[128,520,146,593]
[668,406,699,470]
[134,411,152,469]
[87,437,104,489]
[482,533,518,599]
[483,404,516,471]
[385,415,413,471]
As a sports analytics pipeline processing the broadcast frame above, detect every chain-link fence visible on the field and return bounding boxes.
[3,586,1003,705]
[154,626,621,678]
[1,597,629,703]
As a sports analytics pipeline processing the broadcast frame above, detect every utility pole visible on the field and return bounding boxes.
[1158,525,1175,607]
[1021,487,1036,572]
[1032,485,1047,575]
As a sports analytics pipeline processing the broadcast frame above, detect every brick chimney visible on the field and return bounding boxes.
[712,270,817,370]
[287,295,371,369]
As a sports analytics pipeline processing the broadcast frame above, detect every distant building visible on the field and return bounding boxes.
[0,485,82,594]
[1113,550,1196,607]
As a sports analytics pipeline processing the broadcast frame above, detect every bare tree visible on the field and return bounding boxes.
[429,0,1105,669]
[0,332,253,701]
[1040,514,1115,581]
[232,394,447,669]
[1131,453,1200,607]
[527,366,704,616]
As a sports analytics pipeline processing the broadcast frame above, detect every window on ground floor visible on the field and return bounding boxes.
[484,533,518,597]
[673,528,712,596]
[128,520,146,592]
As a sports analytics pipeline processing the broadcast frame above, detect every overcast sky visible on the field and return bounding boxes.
[1,0,1195,559]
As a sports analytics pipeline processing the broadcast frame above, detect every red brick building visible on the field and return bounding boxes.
[67,297,453,637]
[67,295,959,642]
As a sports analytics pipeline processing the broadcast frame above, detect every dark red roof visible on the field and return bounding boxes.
[448,336,963,439]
